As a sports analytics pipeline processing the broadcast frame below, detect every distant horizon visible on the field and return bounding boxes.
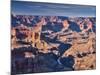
[11,1,96,17]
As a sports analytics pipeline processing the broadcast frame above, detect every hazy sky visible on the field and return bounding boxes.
[11,1,96,17]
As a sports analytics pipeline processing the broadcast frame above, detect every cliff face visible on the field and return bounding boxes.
[62,33,96,70]
[74,54,96,70]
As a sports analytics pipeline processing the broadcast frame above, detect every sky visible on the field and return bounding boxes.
[11,0,96,17]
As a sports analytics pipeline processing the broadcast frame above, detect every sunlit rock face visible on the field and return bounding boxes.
[11,14,96,74]
[62,20,69,29]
